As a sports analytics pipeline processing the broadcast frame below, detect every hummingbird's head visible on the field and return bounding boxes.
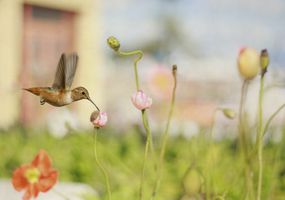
[72,87,100,111]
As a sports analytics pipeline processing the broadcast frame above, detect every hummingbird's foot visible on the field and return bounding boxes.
[40,98,45,105]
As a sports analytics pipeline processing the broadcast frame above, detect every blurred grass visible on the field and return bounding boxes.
[1,126,285,200]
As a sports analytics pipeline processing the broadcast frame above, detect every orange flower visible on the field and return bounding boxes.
[12,150,58,200]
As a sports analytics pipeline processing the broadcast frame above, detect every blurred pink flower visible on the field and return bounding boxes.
[131,90,152,110]
[148,65,172,100]
[90,111,108,128]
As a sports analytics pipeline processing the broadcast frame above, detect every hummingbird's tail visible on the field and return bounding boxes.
[23,88,41,96]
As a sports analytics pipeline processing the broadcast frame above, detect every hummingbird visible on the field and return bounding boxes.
[23,52,100,111]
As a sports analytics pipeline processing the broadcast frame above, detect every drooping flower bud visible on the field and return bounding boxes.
[90,111,108,128]
[107,36,120,51]
[131,90,152,110]
[172,64,177,77]
[260,49,269,76]
[237,47,260,80]
[222,108,236,119]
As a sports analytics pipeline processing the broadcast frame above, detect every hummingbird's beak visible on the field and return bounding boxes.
[87,97,100,111]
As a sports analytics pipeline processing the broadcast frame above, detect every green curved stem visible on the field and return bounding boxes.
[93,128,112,200]
[116,48,153,200]
[151,66,177,200]
[118,50,143,91]
[263,103,285,137]
[256,75,265,200]
[209,107,223,139]
[117,49,153,152]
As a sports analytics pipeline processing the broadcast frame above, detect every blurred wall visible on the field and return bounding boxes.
[0,0,104,129]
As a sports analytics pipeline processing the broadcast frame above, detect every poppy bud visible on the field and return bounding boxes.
[260,49,269,75]
[90,111,108,128]
[107,36,120,51]
[172,65,177,77]
[237,47,260,80]
[222,108,236,119]
[131,90,152,110]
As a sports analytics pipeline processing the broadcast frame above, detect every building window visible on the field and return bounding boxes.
[32,6,62,20]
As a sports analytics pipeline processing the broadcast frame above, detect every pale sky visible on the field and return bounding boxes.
[102,0,285,66]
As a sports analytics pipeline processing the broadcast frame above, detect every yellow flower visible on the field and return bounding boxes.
[237,47,260,80]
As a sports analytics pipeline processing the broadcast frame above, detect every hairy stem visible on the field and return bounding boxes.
[205,107,222,199]
[93,129,111,200]
[117,49,153,200]
[256,75,265,200]
[118,50,143,90]
[238,80,254,199]
[118,50,154,152]
[151,65,177,200]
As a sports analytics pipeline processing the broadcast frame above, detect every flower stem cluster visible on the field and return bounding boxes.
[107,36,177,200]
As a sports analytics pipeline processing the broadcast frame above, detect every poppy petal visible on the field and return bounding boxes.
[23,184,39,200]
[32,150,52,174]
[39,170,58,192]
[23,189,31,200]
[12,164,30,191]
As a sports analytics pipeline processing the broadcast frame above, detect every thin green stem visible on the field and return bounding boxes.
[93,129,112,200]
[151,65,177,200]
[257,75,265,200]
[142,110,154,154]
[139,110,152,200]
[209,108,222,139]
[205,107,222,200]
[238,80,254,199]
[239,80,249,160]
[118,50,143,91]
[116,48,153,200]
[263,103,285,137]
[117,49,154,152]
[239,80,250,161]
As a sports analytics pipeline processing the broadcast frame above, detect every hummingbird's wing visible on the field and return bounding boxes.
[64,53,78,89]
[52,53,66,89]
[52,53,78,89]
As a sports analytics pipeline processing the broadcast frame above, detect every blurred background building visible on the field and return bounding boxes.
[0,0,285,137]
[0,0,104,133]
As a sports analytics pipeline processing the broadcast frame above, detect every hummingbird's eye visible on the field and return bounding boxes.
[81,91,85,95]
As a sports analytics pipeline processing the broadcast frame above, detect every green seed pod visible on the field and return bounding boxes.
[222,108,236,120]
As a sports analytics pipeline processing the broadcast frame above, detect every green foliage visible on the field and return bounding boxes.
[1,127,285,199]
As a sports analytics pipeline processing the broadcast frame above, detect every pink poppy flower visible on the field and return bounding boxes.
[90,111,108,128]
[131,90,152,110]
